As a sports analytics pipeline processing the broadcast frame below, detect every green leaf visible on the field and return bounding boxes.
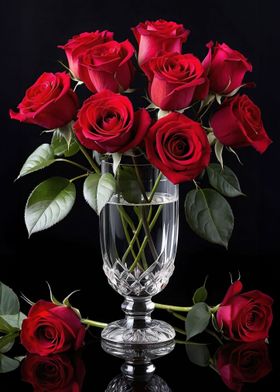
[185,303,211,340]
[55,122,73,148]
[51,130,79,157]
[0,341,14,354]
[207,164,244,197]
[186,344,210,367]
[192,286,208,304]
[116,166,142,204]
[0,313,26,330]
[185,188,234,248]
[0,317,14,334]
[0,354,20,373]
[97,173,116,215]
[0,332,18,353]
[25,177,76,236]
[0,282,20,315]
[17,144,54,179]
[83,173,101,213]
[112,152,122,175]
[214,140,224,168]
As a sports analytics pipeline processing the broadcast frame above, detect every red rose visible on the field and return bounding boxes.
[145,112,210,184]
[58,30,114,79]
[203,41,252,94]
[132,19,189,69]
[21,354,85,392]
[9,72,78,129]
[210,94,272,153]
[21,301,86,355]
[216,342,272,392]
[74,90,151,153]
[78,40,135,93]
[216,280,273,342]
[146,52,209,110]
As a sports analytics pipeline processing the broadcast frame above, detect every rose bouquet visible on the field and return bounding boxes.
[8,19,273,346]
[10,19,271,249]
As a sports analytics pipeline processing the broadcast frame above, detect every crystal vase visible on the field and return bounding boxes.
[100,159,179,345]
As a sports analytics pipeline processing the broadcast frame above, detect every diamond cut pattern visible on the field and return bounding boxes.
[103,258,175,296]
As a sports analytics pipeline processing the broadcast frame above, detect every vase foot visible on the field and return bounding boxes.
[101,319,175,345]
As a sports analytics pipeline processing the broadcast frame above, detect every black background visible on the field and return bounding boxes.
[0,0,279,390]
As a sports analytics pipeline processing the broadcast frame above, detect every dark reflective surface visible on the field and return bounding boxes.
[21,353,85,391]
[0,333,278,391]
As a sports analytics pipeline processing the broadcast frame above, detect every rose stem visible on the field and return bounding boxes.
[131,156,160,261]
[78,144,100,174]
[119,209,143,271]
[81,319,108,329]
[154,303,220,313]
[70,173,89,182]
[117,205,145,268]
[129,205,163,272]
[55,158,90,172]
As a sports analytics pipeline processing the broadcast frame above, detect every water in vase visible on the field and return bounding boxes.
[100,192,179,297]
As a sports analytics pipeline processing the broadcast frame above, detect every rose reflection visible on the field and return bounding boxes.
[21,353,85,391]
[216,341,272,391]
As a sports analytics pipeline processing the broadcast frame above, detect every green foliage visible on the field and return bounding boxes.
[25,177,76,236]
[185,343,210,367]
[185,188,234,248]
[83,173,101,214]
[17,144,55,179]
[207,164,244,197]
[185,302,211,340]
[0,281,26,371]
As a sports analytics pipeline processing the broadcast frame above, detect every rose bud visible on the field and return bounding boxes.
[146,52,209,110]
[132,19,189,70]
[58,30,114,80]
[9,72,78,130]
[78,40,135,93]
[203,41,252,95]
[145,112,210,184]
[21,301,85,355]
[210,94,272,153]
[74,90,151,153]
[216,280,273,342]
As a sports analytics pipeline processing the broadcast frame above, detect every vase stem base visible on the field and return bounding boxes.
[101,319,175,345]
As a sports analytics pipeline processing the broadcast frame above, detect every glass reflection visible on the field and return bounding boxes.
[102,339,174,391]
[185,340,272,391]
[214,341,272,391]
[21,353,85,391]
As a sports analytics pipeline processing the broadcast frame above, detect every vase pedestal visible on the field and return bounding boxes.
[101,296,175,345]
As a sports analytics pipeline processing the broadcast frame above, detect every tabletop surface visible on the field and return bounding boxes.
[1,326,279,391]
